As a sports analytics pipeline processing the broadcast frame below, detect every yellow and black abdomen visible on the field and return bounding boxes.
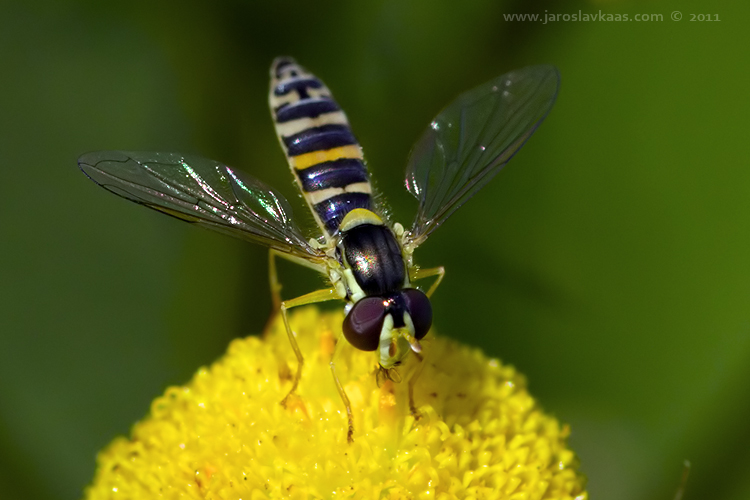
[269,57,372,236]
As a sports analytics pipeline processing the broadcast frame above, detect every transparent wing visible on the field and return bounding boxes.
[79,151,324,261]
[404,65,560,246]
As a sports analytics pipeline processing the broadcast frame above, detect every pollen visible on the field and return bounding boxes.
[84,308,588,500]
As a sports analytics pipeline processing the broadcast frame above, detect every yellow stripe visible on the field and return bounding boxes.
[291,145,363,170]
[339,208,383,232]
[306,182,372,205]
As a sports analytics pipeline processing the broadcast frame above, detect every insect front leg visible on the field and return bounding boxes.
[407,354,426,420]
[410,266,445,298]
[279,287,339,407]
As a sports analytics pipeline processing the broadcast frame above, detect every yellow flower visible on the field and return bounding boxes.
[84,308,587,500]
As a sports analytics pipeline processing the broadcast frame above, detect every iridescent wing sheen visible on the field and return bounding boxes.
[404,65,560,247]
[79,151,324,261]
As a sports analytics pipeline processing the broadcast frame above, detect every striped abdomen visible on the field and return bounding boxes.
[269,57,373,236]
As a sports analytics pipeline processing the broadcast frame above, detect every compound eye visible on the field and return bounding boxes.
[402,289,432,340]
[343,297,387,351]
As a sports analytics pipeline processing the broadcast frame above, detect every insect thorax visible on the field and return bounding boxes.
[324,208,405,303]
[342,223,406,298]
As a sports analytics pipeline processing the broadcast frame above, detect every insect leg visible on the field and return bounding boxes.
[329,331,355,443]
[268,248,328,310]
[268,249,283,311]
[410,266,445,298]
[279,287,339,407]
[407,355,426,419]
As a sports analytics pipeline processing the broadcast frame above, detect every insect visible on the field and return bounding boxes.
[79,57,559,441]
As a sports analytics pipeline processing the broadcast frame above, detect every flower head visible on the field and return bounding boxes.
[85,308,587,499]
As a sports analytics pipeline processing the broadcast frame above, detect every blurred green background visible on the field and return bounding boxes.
[1,0,749,498]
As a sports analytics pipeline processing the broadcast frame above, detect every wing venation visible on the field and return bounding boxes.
[404,65,560,247]
[79,151,323,261]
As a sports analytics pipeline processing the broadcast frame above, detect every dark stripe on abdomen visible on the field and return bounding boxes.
[314,193,372,233]
[283,124,358,157]
[275,99,340,123]
[274,78,322,97]
[297,158,368,192]
[274,58,294,77]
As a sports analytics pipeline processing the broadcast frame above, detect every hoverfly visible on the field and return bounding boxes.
[79,57,559,441]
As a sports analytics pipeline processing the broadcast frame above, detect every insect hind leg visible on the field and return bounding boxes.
[268,248,328,311]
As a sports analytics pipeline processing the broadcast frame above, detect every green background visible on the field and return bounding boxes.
[1,0,749,499]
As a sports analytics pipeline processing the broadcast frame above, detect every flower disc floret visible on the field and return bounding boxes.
[85,308,587,500]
